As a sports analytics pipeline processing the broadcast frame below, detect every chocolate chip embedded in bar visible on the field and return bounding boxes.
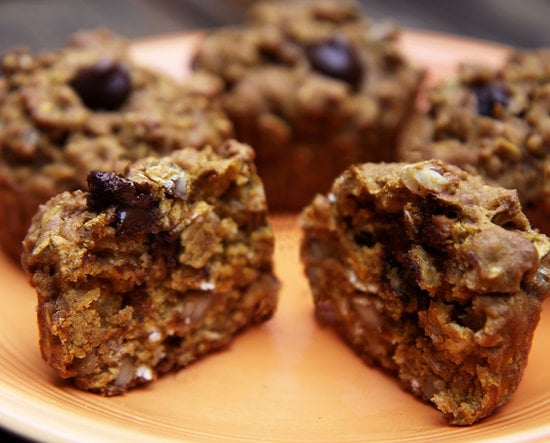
[473,84,509,118]
[305,35,363,90]
[87,170,156,211]
[87,170,159,235]
[70,60,131,111]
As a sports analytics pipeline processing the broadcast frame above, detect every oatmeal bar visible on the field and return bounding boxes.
[398,49,550,233]
[0,29,232,261]
[193,0,423,210]
[21,140,279,395]
[300,159,550,425]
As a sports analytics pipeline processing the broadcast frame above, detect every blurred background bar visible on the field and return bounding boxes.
[0,0,549,55]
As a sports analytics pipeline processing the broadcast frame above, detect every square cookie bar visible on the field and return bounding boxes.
[300,159,550,424]
[0,29,232,261]
[21,140,279,395]
[193,0,423,210]
[398,49,550,234]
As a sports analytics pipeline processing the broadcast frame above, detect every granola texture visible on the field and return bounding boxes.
[21,141,279,395]
[398,49,550,234]
[0,29,232,261]
[193,0,423,210]
[300,159,550,425]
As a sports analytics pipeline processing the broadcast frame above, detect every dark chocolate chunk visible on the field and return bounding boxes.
[354,230,376,247]
[163,335,183,349]
[87,170,137,211]
[115,207,156,235]
[305,36,363,90]
[86,170,158,235]
[474,84,509,118]
[70,60,131,111]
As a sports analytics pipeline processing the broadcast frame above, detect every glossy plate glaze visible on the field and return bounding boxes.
[1,31,550,443]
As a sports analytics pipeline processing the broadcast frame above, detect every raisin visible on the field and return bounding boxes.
[305,35,363,90]
[70,60,131,111]
[474,84,509,118]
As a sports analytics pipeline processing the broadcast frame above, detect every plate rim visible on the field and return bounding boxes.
[1,29,548,443]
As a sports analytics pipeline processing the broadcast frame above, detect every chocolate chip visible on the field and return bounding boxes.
[305,36,363,90]
[354,230,376,247]
[115,207,156,235]
[70,60,131,111]
[86,170,158,235]
[150,232,180,269]
[474,84,509,118]
[87,171,136,211]
[163,335,183,348]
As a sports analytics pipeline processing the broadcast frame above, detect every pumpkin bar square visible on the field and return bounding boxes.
[22,140,279,395]
[300,159,550,424]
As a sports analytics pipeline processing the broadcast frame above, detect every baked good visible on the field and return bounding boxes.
[0,29,232,261]
[398,49,550,234]
[192,0,424,210]
[21,140,279,395]
[300,159,550,424]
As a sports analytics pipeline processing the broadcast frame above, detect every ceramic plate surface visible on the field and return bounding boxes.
[2,31,550,443]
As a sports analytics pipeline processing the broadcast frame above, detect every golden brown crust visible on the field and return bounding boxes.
[300,159,550,424]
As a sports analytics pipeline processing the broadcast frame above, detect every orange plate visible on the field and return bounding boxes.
[2,32,550,443]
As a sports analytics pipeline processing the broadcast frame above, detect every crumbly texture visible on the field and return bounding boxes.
[21,141,279,395]
[398,49,550,234]
[193,0,423,210]
[300,159,550,425]
[0,29,233,261]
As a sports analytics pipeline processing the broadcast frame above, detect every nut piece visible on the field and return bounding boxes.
[400,163,453,195]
